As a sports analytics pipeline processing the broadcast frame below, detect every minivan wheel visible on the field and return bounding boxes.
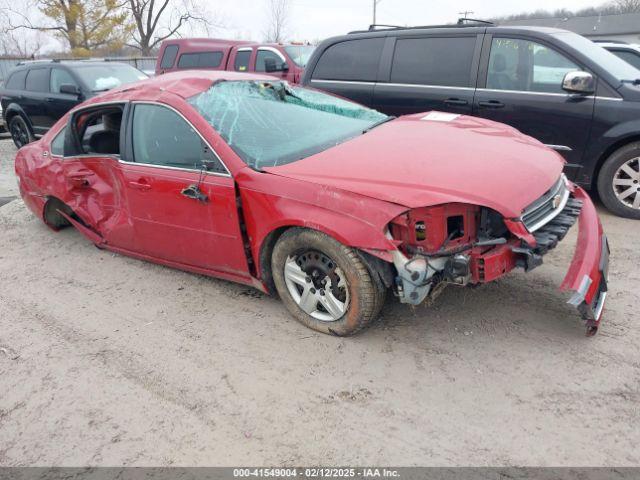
[597,142,640,219]
[9,116,34,149]
[271,228,385,335]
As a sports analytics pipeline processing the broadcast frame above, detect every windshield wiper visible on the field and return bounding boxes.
[363,116,396,134]
[622,79,640,85]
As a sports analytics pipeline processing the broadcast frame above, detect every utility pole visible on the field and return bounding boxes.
[458,10,474,20]
[373,0,383,25]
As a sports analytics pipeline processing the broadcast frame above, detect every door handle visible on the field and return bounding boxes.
[444,98,468,106]
[45,97,55,102]
[478,100,505,109]
[128,180,151,191]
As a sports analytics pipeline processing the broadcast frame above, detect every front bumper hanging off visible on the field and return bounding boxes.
[390,185,609,335]
[559,187,609,335]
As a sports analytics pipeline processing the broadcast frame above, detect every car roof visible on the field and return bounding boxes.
[342,24,570,38]
[85,70,276,104]
[160,37,305,50]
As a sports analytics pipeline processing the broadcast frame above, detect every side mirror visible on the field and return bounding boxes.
[60,84,80,96]
[562,71,595,94]
[281,62,289,72]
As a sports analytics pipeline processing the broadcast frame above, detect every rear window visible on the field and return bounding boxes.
[160,44,179,69]
[26,68,50,92]
[312,38,385,82]
[5,69,27,89]
[390,36,476,87]
[234,50,252,71]
[177,52,223,69]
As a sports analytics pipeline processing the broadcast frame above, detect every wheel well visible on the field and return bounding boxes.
[258,225,395,296]
[592,135,640,190]
[43,197,73,230]
[259,226,291,296]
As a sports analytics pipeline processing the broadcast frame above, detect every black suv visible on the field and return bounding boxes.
[302,24,640,219]
[0,60,147,149]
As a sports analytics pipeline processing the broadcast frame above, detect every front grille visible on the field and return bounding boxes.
[521,175,570,232]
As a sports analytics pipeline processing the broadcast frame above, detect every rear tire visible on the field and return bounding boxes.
[9,115,34,149]
[597,142,640,219]
[271,228,385,336]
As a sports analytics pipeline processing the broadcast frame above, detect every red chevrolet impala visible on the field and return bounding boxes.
[14,71,609,336]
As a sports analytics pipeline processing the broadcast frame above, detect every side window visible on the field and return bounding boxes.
[177,52,223,68]
[487,38,580,93]
[131,104,225,173]
[50,68,78,93]
[160,44,179,69]
[255,49,286,72]
[391,36,476,87]
[312,38,385,82]
[51,127,66,156]
[234,50,252,71]
[5,69,27,89]
[25,68,50,92]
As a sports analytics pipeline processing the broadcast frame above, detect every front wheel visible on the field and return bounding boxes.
[271,228,385,336]
[597,142,640,219]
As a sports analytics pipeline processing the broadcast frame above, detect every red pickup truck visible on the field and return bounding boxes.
[155,38,315,84]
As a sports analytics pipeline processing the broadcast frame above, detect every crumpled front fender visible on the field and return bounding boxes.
[560,187,609,335]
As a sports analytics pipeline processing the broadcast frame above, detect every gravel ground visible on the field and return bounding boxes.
[0,137,639,466]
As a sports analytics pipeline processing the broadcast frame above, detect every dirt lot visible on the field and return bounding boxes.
[0,136,639,466]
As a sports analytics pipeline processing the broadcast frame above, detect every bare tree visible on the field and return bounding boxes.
[126,0,219,56]
[263,0,290,43]
[612,0,640,13]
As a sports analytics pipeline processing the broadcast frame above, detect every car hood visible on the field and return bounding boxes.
[264,113,565,218]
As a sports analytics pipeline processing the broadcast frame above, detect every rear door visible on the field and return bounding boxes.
[373,33,482,116]
[307,37,386,106]
[473,34,595,179]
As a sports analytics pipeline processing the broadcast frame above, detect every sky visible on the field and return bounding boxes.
[4,0,609,54]
[217,0,608,43]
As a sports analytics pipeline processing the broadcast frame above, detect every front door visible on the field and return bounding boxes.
[121,102,250,277]
[474,35,595,180]
[47,67,82,127]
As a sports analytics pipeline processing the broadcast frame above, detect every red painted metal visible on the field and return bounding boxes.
[13,71,608,328]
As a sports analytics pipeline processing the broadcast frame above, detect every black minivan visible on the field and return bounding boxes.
[302,24,640,219]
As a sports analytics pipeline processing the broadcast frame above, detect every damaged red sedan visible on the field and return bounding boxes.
[14,71,609,336]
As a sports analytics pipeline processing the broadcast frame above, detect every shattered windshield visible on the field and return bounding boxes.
[188,80,388,169]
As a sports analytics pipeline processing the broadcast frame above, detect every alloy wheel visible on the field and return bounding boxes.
[283,250,349,321]
[11,120,29,148]
[612,157,640,210]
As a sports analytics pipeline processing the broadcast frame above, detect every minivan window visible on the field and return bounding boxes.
[234,50,252,71]
[160,44,179,69]
[390,36,476,87]
[5,69,27,89]
[177,52,223,69]
[312,38,385,82]
[552,32,640,82]
[487,38,579,93]
[25,68,50,92]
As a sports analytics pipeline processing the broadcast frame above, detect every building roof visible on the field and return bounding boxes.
[498,12,640,37]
